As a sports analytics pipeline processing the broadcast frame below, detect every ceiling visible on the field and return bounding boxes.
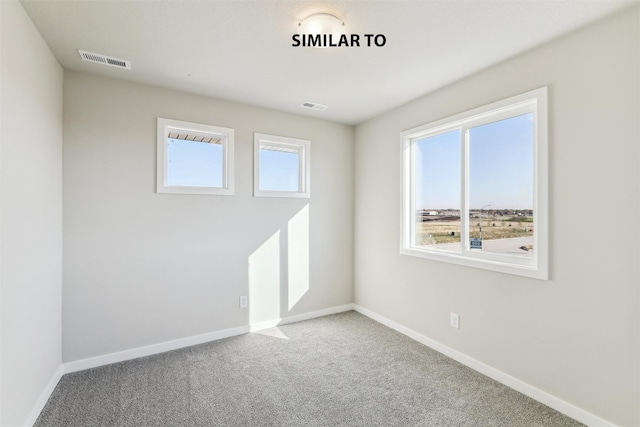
[21,0,636,125]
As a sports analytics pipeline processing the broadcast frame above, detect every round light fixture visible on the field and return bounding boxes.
[298,13,345,37]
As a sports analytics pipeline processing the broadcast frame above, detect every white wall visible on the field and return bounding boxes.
[62,72,354,362]
[354,7,639,427]
[0,1,63,425]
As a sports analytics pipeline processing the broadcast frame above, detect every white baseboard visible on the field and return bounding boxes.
[25,304,353,425]
[353,304,617,427]
[63,324,250,374]
[64,303,355,374]
[24,365,64,427]
[250,303,355,332]
[42,303,607,427]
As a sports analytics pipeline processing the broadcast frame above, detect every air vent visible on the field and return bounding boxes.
[299,101,328,111]
[78,50,131,70]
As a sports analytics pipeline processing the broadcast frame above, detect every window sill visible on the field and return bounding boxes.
[400,246,547,280]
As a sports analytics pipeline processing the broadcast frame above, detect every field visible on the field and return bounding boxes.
[416,215,533,246]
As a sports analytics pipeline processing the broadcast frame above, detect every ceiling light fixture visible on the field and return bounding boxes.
[298,13,345,38]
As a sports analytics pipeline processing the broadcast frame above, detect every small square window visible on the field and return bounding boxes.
[254,133,310,198]
[157,118,234,195]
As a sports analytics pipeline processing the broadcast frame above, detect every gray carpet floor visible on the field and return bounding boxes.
[35,311,583,426]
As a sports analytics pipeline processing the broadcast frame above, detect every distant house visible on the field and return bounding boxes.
[439,210,460,217]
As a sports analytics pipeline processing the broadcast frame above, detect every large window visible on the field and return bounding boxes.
[401,88,548,279]
[157,118,234,195]
[254,133,310,198]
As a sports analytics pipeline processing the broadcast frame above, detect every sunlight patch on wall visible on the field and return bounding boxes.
[249,231,281,324]
[288,204,309,310]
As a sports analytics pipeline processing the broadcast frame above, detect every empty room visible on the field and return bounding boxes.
[1,0,639,426]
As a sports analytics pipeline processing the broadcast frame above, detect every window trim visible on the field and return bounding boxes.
[254,133,310,198]
[400,87,548,280]
[157,117,234,195]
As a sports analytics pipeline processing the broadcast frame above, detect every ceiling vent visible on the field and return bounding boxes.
[78,50,131,70]
[300,101,328,111]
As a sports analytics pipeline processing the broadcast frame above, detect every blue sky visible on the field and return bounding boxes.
[167,138,223,187]
[259,149,299,192]
[416,113,533,210]
[415,130,461,210]
[166,139,300,192]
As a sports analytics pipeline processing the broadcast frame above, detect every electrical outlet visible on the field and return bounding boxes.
[450,312,460,329]
[239,296,248,308]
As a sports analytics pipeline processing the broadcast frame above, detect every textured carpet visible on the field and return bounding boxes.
[35,311,583,426]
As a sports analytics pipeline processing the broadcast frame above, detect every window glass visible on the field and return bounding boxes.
[259,147,300,192]
[468,113,534,257]
[166,138,223,188]
[414,130,461,251]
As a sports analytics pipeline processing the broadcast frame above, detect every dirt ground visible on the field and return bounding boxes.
[416,217,533,246]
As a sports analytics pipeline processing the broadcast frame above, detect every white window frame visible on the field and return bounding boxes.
[400,87,548,280]
[254,133,310,198]
[157,117,234,195]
